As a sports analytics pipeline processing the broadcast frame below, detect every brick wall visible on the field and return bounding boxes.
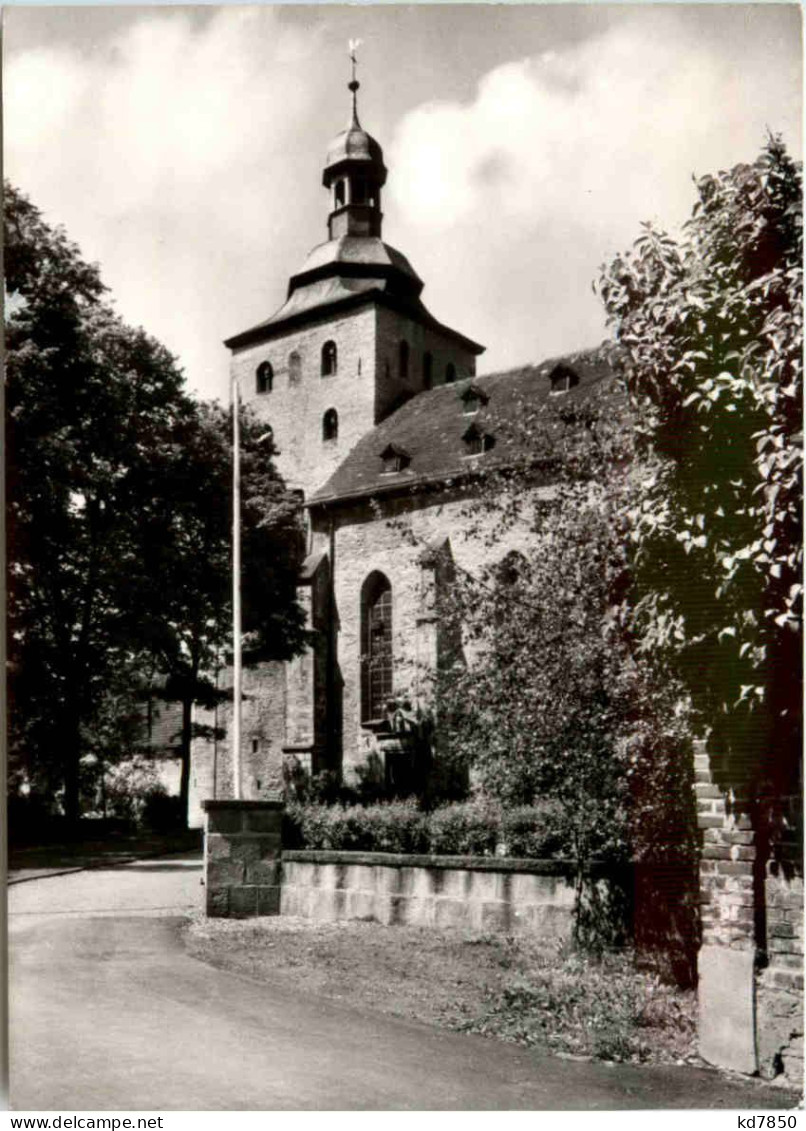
[757,803,804,1084]
[695,739,804,1085]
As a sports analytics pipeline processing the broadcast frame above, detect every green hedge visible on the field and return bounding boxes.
[283,799,570,858]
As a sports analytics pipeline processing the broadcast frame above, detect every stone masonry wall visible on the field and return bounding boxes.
[695,739,804,1085]
[232,303,479,503]
[281,850,582,936]
[204,800,283,918]
[315,485,549,779]
[232,305,378,499]
[374,304,477,420]
[188,660,287,829]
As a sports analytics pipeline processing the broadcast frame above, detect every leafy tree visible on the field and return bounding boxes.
[596,137,802,802]
[392,378,699,963]
[131,400,306,820]
[6,182,305,824]
[7,182,192,821]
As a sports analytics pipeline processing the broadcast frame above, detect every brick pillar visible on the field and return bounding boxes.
[695,740,758,1074]
[202,799,283,918]
[756,801,804,1086]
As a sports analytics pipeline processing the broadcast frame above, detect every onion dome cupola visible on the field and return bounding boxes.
[322,53,387,240]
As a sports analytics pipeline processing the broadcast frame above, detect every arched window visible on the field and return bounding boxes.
[445,363,457,385]
[322,408,338,442]
[288,351,302,387]
[256,361,273,394]
[321,340,337,376]
[423,352,433,389]
[361,572,393,723]
[399,340,410,381]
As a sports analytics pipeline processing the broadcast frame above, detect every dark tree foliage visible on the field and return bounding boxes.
[396,375,700,967]
[597,137,803,803]
[133,401,307,818]
[6,182,305,823]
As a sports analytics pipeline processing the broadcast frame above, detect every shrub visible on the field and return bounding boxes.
[424,799,499,856]
[500,803,569,858]
[286,800,427,854]
[285,799,584,859]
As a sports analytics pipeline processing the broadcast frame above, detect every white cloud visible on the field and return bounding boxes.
[5,8,323,400]
[5,7,801,389]
[392,11,801,237]
[386,10,801,372]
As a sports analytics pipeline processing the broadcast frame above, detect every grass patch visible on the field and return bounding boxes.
[184,916,696,1066]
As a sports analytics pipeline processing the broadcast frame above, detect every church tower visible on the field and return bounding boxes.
[224,60,484,499]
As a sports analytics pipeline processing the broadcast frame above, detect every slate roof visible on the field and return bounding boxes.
[224,236,483,354]
[310,346,620,507]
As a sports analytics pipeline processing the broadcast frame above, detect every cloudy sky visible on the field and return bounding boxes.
[5,3,802,402]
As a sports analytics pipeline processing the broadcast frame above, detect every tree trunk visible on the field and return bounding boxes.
[178,695,192,829]
[62,724,82,831]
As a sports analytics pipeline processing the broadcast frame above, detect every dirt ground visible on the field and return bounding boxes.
[185,914,699,1066]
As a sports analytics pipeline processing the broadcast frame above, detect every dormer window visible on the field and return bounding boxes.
[321,340,337,377]
[460,384,489,415]
[549,364,579,394]
[462,423,495,457]
[445,363,457,385]
[380,443,411,474]
[256,361,273,394]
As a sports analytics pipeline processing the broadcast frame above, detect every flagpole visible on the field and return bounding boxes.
[232,371,242,800]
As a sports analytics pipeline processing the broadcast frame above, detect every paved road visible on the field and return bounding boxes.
[9,857,801,1110]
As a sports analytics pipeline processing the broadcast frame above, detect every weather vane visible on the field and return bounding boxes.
[348,38,362,88]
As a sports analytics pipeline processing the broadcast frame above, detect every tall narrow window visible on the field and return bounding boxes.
[288,351,302,387]
[399,340,410,381]
[256,361,273,394]
[423,352,433,389]
[335,180,346,207]
[321,340,337,376]
[322,408,338,442]
[445,363,457,385]
[361,572,393,723]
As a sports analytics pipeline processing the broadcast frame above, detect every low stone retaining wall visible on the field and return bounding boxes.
[280,850,610,936]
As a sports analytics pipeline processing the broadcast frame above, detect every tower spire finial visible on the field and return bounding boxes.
[348,38,363,127]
